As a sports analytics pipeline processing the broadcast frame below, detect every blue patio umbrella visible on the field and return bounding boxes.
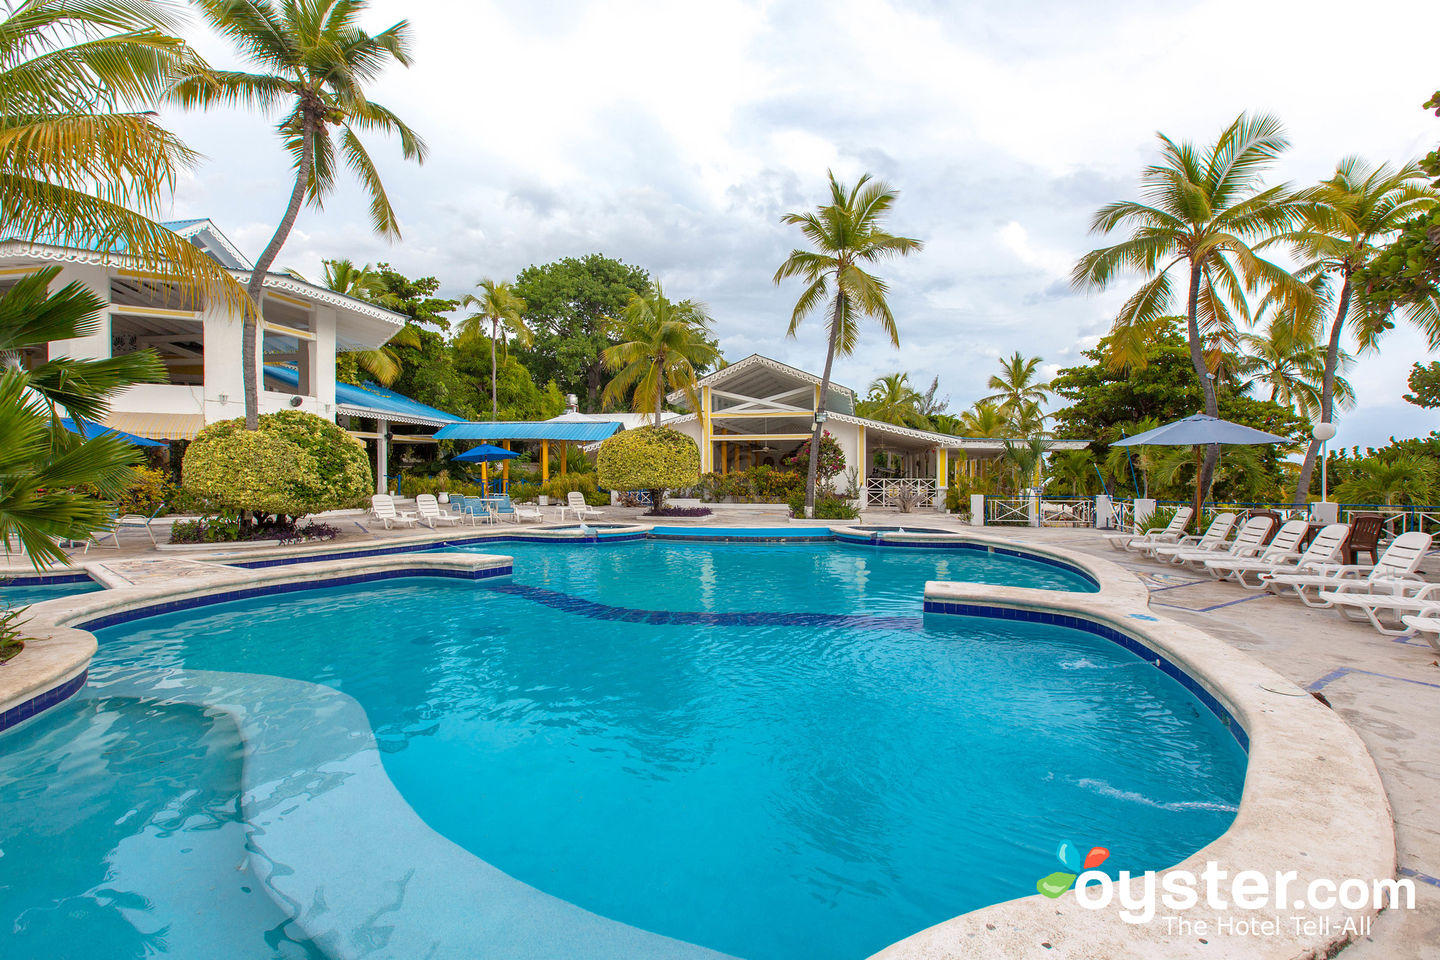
[1112,414,1292,518]
[59,417,167,447]
[451,443,521,464]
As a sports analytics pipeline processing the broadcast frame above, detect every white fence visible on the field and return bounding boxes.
[865,477,936,508]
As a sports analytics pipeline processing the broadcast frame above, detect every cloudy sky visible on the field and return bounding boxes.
[159,0,1440,449]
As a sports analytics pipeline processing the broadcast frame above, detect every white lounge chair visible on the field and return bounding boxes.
[513,501,544,523]
[1202,519,1312,586]
[1400,606,1440,653]
[1162,515,1272,567]
[1325,580,1440,637]
[415,494,460,529]
[566,491,603,521]
[370,494,418,529]
[1265,531,1432,608]
[1103,506,1193,552]
[1139,512,1236,561]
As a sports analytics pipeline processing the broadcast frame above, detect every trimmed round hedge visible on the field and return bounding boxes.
[596,426,700,505]
[182,410,372,519]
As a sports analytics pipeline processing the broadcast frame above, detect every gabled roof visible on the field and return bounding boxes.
[161,218,252,270]
[263,365,464,428]
[667,353,856,413]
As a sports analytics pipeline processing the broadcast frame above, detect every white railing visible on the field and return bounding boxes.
[986,497,1030,524]
[1343,506,1440,535]
[1039,498,1093,527]
[866,477,935,508]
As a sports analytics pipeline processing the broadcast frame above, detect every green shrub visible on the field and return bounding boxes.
[784,430,846,489]
[0,603,27,663]
[596,426,700,508]
[696,466,804,503]
[787,491,859,520]
[509,480,541,503]
[115,465,174,516]
[182,411,372,520]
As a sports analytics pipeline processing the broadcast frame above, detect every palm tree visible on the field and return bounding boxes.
[957,400,1011,438]
[460,279,531,420]
[858,372,926,427]
[0,0,244,309]
[601,284,718,427]
[1237,313,1354,420]
[1073,113,1309,520]
[1002,437,1050,495]
[1334,456,1436,506]
[775,171,923,515]
[323,258,383,298]
[1,269,164,567]
[168,0,427,430]
[318,260,415,386]
[983,352,1050,416]
[1286,158,1439,504]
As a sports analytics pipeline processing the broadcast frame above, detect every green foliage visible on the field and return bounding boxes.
[601,283,719,424]
[512,254,652,409]
[1333,454,1437,506]
[786,491,859,519]
[696,466,805,503]
[182,411,371,519]
[596,426,700,506]
[785,431,846,487]
[1404,361,1440,409]
[1356,205,1440,320]
[0,603,28,663]
[114,466,173,516]
[540,473,607,505]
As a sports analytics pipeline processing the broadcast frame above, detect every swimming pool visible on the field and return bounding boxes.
[0,576,102,606]
[0,541,1243,960]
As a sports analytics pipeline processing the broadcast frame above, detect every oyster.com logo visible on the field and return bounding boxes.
[1036,840,1110,898]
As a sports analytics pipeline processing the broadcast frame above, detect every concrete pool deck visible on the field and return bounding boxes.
[2,508,1436,958]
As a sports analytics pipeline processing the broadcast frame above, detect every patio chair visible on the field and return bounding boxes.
[1202,519,1310,586]
[1136,512,1235,560]
[114,503,166,546]
[566,491,603,521]
[370,494,418,529]
[1324,579,1440,637]
[1342,515,1385,566]
[513,500,544,523]
[415,494,460,529]
[1162,515,1273,568]
[1248,510,1282,542]
[1400,605,1440,654]
[1265,530,1432,608]
[1103,506,1193,552]
[488,495,519,523]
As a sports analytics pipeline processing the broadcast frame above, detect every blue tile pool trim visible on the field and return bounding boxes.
[0,667,88,733]
[923,600,1250,752]
[647,532,835,543]
[487,582,925,631]
[834,535,1102,590]
[77,564,513,632]
[0,571,96,587]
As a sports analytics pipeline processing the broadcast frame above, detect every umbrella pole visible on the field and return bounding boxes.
[1191,444,1204,530]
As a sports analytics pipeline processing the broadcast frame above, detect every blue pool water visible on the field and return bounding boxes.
[0,541,1242,960]
[0,578,101,606]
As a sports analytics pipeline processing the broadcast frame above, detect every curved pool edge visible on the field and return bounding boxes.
[878,543,1396,960]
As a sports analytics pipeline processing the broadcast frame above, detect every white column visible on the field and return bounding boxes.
[48,264,111,361]
[1134,498,1157,534]
[1310,501,1339,523]
[1094,494,1115,530]
[970,494,985,526]
[375,417,389,494]
[313,305,338,417]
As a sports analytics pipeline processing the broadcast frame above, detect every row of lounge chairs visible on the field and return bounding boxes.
[1107,509,1440,651]
[368,491,604,529]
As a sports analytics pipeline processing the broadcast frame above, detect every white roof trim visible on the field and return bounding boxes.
[336,403,452,428]
[667,353,857,403]
[668,406,1088,451]
[169,219,253,270]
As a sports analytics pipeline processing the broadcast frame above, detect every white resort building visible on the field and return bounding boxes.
[662,354,1087,507]
[0,219,462,487]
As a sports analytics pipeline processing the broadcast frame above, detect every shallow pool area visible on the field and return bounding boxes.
[0,576,102,606]
[0,540,1243,960]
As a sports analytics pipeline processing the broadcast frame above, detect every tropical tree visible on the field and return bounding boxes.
[1002,437,1049,494]
[1237,313,1354,419]
[774,171,923,515]
[460,279,531,420]
[1047,450,1096,497]
[1286,157,1439,504]
[957,400,1011,438]
[323,258,382,298]
[858,372,926,427]
[1,269,164,567]
[601,284,718,427]
[1072,113,1309,520]
[0,0,244,309]
[983,352,1049,417]
[1333,455,1436,507]
[168,0,427,430]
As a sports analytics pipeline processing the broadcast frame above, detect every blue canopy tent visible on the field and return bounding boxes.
[1112,414,1291,519]
[60,417,167,447]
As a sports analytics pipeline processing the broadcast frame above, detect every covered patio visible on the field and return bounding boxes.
[433,412,621,492]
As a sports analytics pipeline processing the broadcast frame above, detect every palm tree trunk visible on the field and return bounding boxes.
[490,319,498,420]
[244,104,317,431]
[654,351,664,428]
[807,294,844,517]
[1291,275,1351,506]
[1183,259,1220,522]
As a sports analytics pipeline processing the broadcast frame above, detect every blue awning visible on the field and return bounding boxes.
[433,421,621,443]
[263,365,464,427]
[452,443,521,463]
[60,418,167,447]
